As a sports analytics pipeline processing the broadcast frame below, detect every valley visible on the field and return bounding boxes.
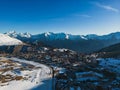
[0,32,120,90]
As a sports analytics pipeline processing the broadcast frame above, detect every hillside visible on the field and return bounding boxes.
[98,43,120,58]
[99,43,120,52]
[0,33,22,46]
[0,57,52,90]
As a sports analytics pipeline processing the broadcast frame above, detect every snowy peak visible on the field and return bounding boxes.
[0,33,23,46]
[37,32,69,40]
[5,31,120,41]
[44,32,67,40]
[5,31,31,38]
[5,30,18,38]
[44,32,52,37]
[40,32,120,40]
[40,32,87,40]
[19,32,31,38]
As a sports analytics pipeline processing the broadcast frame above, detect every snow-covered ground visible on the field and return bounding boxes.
[0,57,52,90]
[76,71,103,82]
[0,33,22,46]
[98,58,120,74]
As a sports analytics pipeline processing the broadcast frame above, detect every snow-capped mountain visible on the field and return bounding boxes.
[6,31,87,41]
[31,32,120,41]
[4,31,120,53]
[33,32,120,40]
[32,32,87,40]
[0,33,23,46]
[5,31,120,41]
[5,31,31,38]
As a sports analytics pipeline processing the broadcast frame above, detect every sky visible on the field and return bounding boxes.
[0,0,120,35]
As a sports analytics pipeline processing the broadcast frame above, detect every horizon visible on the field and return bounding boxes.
[0,0,120,35]
[2,30,120,36]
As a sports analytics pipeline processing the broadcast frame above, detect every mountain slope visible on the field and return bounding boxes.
[31,32,120,53]
[85,32,120,40]
[5,31,120,53]
[99,43,120,52]
[98,43,120,58]
[0,33,23,46]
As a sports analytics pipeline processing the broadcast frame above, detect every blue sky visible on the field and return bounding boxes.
[0,0,120,35]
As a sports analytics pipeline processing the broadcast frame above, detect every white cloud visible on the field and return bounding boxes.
[93,2,119,13]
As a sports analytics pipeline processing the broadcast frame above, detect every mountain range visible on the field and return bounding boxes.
[2,31,120,53]
[5,31,120,40]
